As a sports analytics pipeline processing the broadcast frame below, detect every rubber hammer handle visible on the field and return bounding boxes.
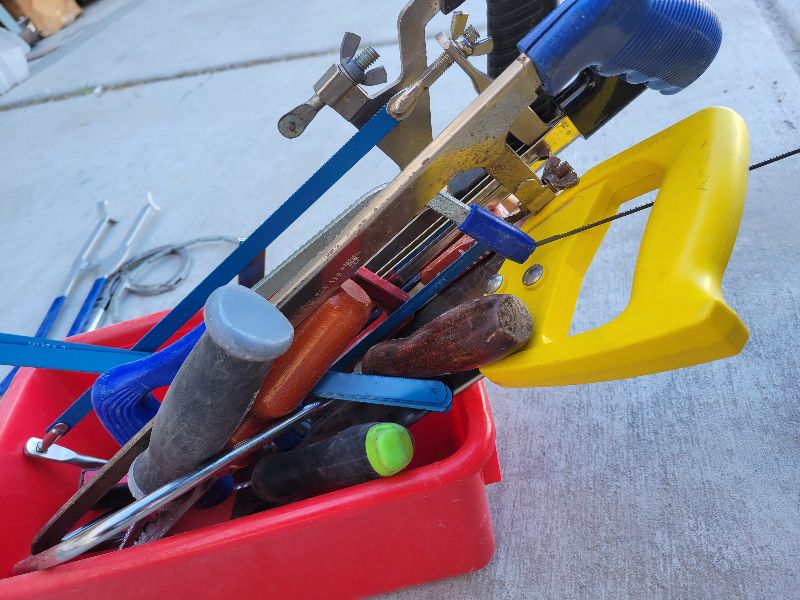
[128,285,293,498]
[362,294,532,378]
[518,0,722,95]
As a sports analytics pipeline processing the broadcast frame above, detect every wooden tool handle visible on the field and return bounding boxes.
[362,294,532,377]
[228,280,373,446]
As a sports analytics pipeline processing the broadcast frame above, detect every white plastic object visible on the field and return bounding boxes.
[0,28,30,94]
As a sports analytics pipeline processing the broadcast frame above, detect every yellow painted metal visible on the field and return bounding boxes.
[531,116,582,171]
[482,107,750,387]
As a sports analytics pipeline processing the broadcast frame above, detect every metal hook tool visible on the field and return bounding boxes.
[67,194,161,337]
[24,438,106,469]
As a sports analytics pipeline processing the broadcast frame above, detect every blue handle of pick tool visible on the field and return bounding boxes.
[0,295,67,395]
[518,0,722,96]
[67,277,106,337]
[47,108,399,434]
[313,372,452,413]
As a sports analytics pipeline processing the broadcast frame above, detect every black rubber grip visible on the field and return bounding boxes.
[441,0,468,15]
[487,0,557,78]
[250,423,412,504]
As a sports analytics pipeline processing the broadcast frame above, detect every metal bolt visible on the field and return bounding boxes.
[340,35,386,86]
[486,273,503,294]
[388,12,490,120]
[352,45,379,71]
[278,33,386,139]
[463,25,479,43]
[522,264,544,287]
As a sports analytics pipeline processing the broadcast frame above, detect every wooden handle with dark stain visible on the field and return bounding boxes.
[228,280,373,446]
[361,294,532,378]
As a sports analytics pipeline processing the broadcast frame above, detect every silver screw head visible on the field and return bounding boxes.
[486,273,503,294]
[522,264,544,287]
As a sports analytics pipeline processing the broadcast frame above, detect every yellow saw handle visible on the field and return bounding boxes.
[482,107,749,387]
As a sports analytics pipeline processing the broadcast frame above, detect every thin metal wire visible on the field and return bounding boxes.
[534,146,800,247]
[537,201,655,246]
[749,147,800,171]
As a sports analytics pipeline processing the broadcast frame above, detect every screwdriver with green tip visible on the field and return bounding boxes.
[249,422,414,506]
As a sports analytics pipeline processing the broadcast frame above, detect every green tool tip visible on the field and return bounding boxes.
[365,423,414,477]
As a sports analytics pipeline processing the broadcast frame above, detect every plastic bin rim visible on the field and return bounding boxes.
[1,310,496,582]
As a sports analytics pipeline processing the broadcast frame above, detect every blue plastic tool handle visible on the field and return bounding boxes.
[67,277,106,337]
[0,366,20,396]
[460,205,536,263]
[314,372,453,413]
[91,324,205,444]
[35,296,67,338]
[48,107,399,434]
[0,321,447,441]
[90,329,446,442]
[334,242,490,370]
[0,295,66,395]
[518,0,722,95]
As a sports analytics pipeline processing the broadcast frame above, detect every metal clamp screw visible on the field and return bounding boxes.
[387,12,492,120]
[278,32,388,138]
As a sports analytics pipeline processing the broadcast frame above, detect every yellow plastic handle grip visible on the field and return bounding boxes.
[482,107,749,387]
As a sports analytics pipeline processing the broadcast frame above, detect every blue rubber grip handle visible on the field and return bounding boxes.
[91,324,205,444]
[460,205,537,263]
[517,0,722,95]
[68,277,106,337]
[0,295,66,395]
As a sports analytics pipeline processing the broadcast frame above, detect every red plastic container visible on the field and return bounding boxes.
[0,312,501,599]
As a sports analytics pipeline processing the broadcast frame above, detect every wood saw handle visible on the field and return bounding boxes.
[228,280,373,446]
[362,294,532,378]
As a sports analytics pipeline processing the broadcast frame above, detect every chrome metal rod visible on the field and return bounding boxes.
[25,438,107,469]
[59,201,117,298]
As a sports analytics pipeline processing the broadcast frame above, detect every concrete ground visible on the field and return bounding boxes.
[1,0,799,597]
